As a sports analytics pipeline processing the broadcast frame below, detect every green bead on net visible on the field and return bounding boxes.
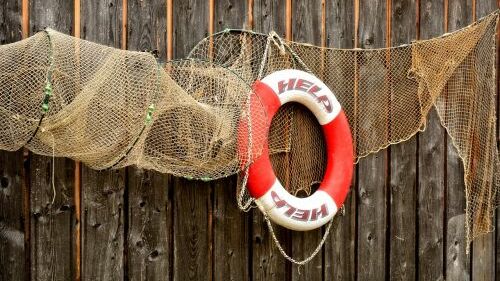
[200,177,211,182]
[145,104,156,124]
[41,103,49,112]
[44,82,53,96]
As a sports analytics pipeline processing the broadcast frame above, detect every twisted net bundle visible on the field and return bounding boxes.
[0,29,268,180]
[189,12,500,243]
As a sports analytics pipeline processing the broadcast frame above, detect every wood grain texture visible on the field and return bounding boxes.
[127,0,167,57]
[125,1,170,280]
[0,151,25,281]
[29,1,76,280]
[417,1,446,280]
[30,0,73,34]
[323,1,356,280]
[0,2,25,281]
[356,0,388,280]
[172,1,212,280]
[325,0,355,49]
[81,169,125,280]
[214,0,248,31]
[445,1,472,280]
[389,1,417,280]
[172,176,211,281]
[213,177,250,281]
[79,1,125,280]
[172,0,209,59]
[472,233,495,281]
[212,1,250,280]
[128,169,170,281]
[252,0,286,36]
[29,156,75,280]
[80,0,122,47]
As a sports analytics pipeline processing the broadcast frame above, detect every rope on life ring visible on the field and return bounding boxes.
[240,69,354,231]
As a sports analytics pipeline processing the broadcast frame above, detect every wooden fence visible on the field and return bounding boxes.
[0,0,498,280]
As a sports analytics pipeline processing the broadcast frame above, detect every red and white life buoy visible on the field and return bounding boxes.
[242,69,353,231]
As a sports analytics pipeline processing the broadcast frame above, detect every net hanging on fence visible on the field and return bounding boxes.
[0,29,268,180]
[189,11,500,243]
[0,11,498,245]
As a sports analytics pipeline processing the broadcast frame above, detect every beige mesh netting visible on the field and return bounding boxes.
[189,12,499,243]
[0,29,268,180]
[0,11,498,246]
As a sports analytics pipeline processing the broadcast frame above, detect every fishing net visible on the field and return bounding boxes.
[0,29,268,180]
[189,11,500,244]
[0,11,498,248]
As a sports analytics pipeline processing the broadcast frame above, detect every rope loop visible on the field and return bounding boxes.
[264,211,335,266]
[269,31,287,55]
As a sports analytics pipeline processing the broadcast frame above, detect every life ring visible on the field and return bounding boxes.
[242,69,353,231]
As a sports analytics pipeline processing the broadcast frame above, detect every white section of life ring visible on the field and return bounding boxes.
[255,180,338,231]
[260,69,342,124]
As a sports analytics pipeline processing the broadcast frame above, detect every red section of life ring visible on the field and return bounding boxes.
[240,69,354,231]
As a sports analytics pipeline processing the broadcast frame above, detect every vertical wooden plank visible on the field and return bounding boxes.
[29,1,76,280]
[213,174,250,281]
[80,0,122,47]
[0,152,25,281]
[211,1,250,280]
[30,156,76,281]
[127,0,167,55]
[288,0,324,280]
[214,0,248,31]
[324,1,356,280]
[79,1,125,280]
[172,1,211,280]
[253,0,286,36]
[417,1,445,280]
[356,0,388,280]
[126,1,170,280]
[30,0,73,34]
[213,171,249,281]
[81,169,125,280]
[251,1,289,280]
[325,1,355,48]
[0,2,25,280]
[472,3,497,281]
[0,147,25,281]
[389,0,417,280]
[472,232,496,281]
[172,164,211,281]
[445,1,472,280]
[128,170,170,281]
